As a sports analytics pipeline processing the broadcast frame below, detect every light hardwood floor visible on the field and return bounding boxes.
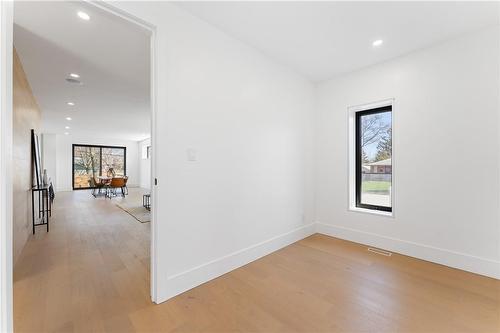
[14,190,500,332]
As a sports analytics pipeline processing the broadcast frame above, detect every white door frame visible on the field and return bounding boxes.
[0,3,159,331]
[0,1,14,332]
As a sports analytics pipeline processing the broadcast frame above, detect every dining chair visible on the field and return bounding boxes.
[107,177,126,198]
[90,177,105,198]
[123,176,129,195]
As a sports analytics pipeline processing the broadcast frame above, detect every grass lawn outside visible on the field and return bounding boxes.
[362,181,391,193]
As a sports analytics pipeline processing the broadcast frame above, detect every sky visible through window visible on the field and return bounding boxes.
[362,112,391,161]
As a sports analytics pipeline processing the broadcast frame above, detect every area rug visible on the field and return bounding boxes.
[116,201,150,223]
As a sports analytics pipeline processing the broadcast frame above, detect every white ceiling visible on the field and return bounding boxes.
[175,1,499,82]
[14,1,151,141]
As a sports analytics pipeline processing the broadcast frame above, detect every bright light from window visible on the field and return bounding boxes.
[66,117,72,121]
[69,73,80,78]
[372,39,383,47]
[67,102,75,106]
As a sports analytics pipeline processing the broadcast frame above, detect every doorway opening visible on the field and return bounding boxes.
[10,1,157,330]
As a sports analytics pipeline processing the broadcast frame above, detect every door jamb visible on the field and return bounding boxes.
[0,1,13,331]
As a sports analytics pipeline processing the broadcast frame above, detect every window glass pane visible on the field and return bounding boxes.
[73,146,101,189]
[101,147,125,177]
[358,109,392,209]
[72,145,126,189]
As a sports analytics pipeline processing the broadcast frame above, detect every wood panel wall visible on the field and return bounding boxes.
[13,47,41,264]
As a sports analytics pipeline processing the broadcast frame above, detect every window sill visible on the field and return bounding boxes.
[348,206,394,218]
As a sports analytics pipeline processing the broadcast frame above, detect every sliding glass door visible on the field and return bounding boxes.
[101,147,126,177]
[72,144,126,189]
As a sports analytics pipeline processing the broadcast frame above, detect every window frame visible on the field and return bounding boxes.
[355,106,392,213]
[348,99,394,217]
[72,144,127,190]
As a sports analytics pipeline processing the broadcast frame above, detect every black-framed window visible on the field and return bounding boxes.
[72,144,127,190]
[355,105,392,212]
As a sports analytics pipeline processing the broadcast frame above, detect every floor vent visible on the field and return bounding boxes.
[368,247,392,256]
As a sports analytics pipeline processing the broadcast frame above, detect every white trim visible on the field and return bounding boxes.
[157,224,316,303]
[497,16,500,282]
[156,219,500,303]
[149,26,159,305]
[348,206,393,217]
[87,1,155,32]
[347,98,394,218]
[316,222,500,279]
[348,98,394,113]
[0,1,13,332]
[85,1,160,304]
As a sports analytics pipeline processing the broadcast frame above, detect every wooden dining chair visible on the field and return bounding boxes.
[90,177,105,198]
[108,177,126,198]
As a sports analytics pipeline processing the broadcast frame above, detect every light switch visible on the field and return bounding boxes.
[186,148,197,161]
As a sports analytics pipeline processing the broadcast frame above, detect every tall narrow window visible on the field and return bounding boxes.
[355,105,392,212]
[72,144,126,189]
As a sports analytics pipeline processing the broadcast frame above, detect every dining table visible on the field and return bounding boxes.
[97,176,112,184]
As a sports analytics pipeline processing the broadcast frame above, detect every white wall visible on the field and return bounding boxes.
[108,2,316,302]
[41,133,56,189]
[138,137,151,189]
[315,26,500,278]
[51,134,140,192]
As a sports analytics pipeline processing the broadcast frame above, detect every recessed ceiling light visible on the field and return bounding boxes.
[77,11,90,21]
[372,39,383,47]
[67,102,75,106]
[65,126,70,129]
[66,117,72,121]
[69,73,80,78]
[64,132,70,135]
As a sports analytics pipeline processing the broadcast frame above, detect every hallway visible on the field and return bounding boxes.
[14,189,150,332]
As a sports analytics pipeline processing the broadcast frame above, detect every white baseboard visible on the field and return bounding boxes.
[157,221,498,303]
[157,223,316,303]
[316,222,500,279]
